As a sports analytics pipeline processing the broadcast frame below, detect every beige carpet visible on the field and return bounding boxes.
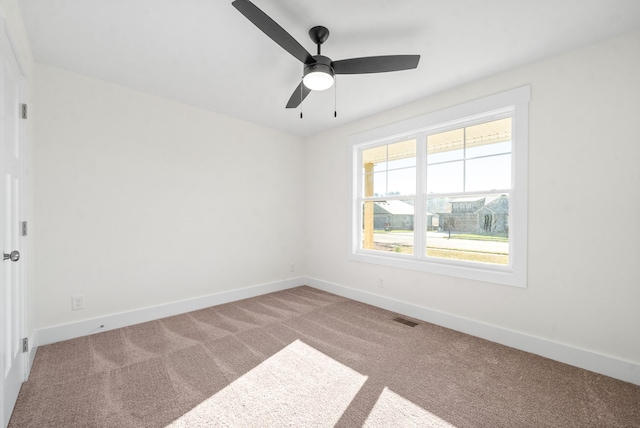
[8,286,640,427]
[167,340,367,427]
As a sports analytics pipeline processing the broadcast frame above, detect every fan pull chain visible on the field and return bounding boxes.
[300,79,304,119]
[334,76,337,118]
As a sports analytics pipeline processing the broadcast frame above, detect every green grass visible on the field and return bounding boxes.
[368,243,508,264]
[449,234,508,243]
[427,248,509,264]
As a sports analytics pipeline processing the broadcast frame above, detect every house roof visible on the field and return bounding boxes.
[374,200,414,215]
[434,195,508,214]
[479,194,509,214]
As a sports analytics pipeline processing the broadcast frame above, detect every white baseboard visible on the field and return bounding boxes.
[33,275,639,386]
[304,276,640,386]
[36,277,304,347]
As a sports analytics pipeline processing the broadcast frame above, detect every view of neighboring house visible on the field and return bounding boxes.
[374,200,414,230]
[381,195,509,235]
[437,195,509,235]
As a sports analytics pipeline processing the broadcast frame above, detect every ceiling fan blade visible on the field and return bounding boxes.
[286,82,312,108]
[333,55,420,74]
[232,0,314,64]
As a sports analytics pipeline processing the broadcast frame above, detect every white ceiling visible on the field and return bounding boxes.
[17,0,640,137]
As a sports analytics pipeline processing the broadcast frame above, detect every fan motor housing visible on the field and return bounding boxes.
[303,55,334,78]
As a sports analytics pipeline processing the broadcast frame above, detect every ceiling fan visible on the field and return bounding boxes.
[232,0,420,109]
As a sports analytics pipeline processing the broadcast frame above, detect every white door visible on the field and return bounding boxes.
[0,22,26,428]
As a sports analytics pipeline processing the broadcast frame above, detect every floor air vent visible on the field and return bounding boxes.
[392,317,418,327]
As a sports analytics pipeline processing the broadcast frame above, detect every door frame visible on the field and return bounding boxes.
[0,15,28,428]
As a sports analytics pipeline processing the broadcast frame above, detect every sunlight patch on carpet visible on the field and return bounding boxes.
[167,340,367,427]
[364,387,457,427]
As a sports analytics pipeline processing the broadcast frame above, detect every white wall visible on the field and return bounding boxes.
[305,30,640,366]
[0,0,32,76]
[33,63,306,329]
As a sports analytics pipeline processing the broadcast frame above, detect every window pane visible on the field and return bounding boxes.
[387,156,416,170]
[465,118,511,155]
[387,167,416,196]
[362,170,385,197]
[427,161,463,194]
[362,200,414,254]
[362,145,387,169]
[466,140,511,158]
[427,128,464,164]
[465,153,511,192]
[388,139,416,166]
[426,194,509,265]
[362,201,375,250]
[362,155,377,198]
[372,171,386,196]
[363,139,416,197]
[373,161,387,173]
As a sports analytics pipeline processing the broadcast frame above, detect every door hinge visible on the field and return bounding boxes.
[22,337,28,353]
[22,221,28,236]
[21,103,27,119]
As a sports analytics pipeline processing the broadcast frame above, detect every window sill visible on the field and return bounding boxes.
[349,250,526,288]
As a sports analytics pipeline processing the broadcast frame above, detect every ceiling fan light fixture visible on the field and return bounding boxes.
[303,58,335,91]
[303,71,334,91]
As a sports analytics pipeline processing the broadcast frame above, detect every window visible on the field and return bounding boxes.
[349,86,529,287]
[361,139,417,254]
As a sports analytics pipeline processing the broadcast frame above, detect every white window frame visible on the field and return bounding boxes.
[348,86,530,287]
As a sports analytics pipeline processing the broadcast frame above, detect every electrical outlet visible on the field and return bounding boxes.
[72,295,84,310]
[378,277,384,288]
[290,263,295,272]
